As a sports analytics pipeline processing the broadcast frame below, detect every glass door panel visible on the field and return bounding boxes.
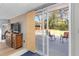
[48,7,69,56]
[34,15,43,55]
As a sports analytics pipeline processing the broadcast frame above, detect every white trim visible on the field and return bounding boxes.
[42,10,45,55]
[9,49,27,56]
[36,4,68,14]
[40,14,44,54]
[47,3,68,12]
[47,12,49,56]
[35,50,44,56]
[69,3,71,56]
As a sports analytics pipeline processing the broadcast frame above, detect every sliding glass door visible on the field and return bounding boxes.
[35,4,69,56]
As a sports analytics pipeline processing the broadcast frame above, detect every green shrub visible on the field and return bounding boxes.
[48,12,68,31]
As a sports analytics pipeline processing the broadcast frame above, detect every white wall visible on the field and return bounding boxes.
[71,3,79,56]
[10,14,27,48]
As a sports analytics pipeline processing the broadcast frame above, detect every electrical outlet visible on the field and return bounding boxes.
[23,40,25,43]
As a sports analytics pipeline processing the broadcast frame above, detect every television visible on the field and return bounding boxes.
[11,23,21,33]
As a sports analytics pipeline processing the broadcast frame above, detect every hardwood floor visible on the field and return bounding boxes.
[0,42,23,56]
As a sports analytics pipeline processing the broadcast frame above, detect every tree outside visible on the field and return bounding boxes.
[48,7,69,36]
[48,8,68,31]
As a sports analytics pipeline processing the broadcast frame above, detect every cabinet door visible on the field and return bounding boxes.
[16,35,22,48]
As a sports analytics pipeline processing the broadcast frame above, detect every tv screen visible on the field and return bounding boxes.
[11,23,21,33]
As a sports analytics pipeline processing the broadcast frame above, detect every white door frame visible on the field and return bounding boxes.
[69,3,71,56]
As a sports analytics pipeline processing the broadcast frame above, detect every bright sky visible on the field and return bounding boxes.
[34,16,40,22]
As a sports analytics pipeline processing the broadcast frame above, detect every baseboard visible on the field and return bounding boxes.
[35,50,45,56]
[10,49,27,56]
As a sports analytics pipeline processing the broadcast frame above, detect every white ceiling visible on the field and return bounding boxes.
[0,3,45,19]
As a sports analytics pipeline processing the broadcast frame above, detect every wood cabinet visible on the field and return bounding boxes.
[5,32,23,49]
[12,33,22,49]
